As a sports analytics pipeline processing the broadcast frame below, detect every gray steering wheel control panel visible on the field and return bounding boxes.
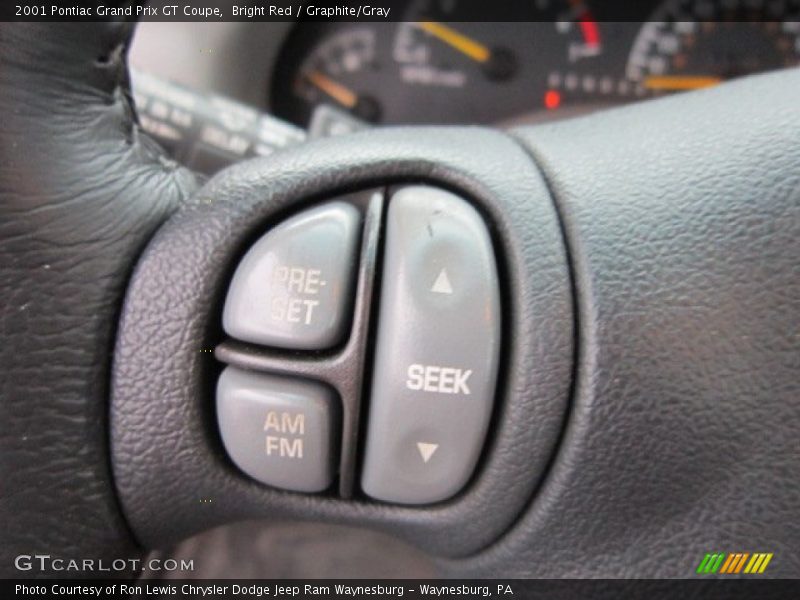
[216,186,501,505]
[113,127,573,556]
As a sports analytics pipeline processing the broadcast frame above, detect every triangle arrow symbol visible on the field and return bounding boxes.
[431,269,453,294]
[416,442,439,463]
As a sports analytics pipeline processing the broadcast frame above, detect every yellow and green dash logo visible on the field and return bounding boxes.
[696,552,773,575]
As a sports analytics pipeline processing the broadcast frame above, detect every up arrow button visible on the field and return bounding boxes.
[431,268,453,294]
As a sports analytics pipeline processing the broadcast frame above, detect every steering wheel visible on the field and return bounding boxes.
[1,21,798,580]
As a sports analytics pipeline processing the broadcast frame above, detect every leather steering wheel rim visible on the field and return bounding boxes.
[0,22,197,576]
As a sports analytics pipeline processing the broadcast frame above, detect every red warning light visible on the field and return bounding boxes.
[544,90,561,110]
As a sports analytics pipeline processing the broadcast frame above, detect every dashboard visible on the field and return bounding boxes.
[130,1,800,133]
[269,0,800,126]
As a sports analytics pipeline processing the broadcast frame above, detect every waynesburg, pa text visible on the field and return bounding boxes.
[14,583,516,597]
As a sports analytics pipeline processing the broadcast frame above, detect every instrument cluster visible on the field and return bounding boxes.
[270,0,800,126]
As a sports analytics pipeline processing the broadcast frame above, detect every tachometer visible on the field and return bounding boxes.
[392,18,518,87]
[389,0,605,120]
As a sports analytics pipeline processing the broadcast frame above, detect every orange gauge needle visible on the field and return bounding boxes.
[305,70,358,108]
[643,75,723,91]
[417,21,491,63]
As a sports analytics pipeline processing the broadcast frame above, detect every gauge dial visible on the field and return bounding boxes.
[289,26,383,123]
[385,0,609,122]
[627,0,800,95]
[392,19,519,86]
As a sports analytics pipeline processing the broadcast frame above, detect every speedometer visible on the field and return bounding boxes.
[628,0,800,94]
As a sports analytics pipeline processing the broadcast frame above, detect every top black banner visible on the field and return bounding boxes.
[4,0,799,22]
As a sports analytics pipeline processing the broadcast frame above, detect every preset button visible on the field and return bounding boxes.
[222,201,361,350]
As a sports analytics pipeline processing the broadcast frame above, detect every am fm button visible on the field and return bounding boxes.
[217,367,340,493]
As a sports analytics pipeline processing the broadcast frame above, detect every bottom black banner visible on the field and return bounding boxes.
[4,579,800,600]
